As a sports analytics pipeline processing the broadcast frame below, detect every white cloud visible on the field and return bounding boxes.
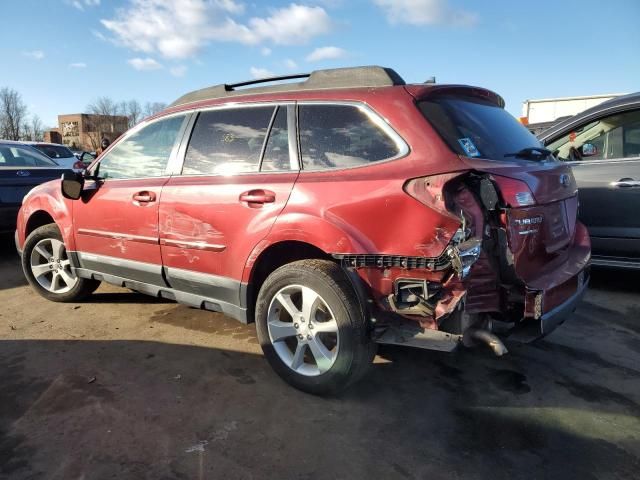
[69,62,87,68]
[373,0,478,27]
[68,0,100,10]
[100,1,332,59]
[128,57,163,71]
[283,58,298,70]
[23,50,45,60]
[250,67,274,78]
[246,4,332,45]
[170,65,188,77]
[305,46,347,62]
[261,47,272,56]
[92,29,107,41]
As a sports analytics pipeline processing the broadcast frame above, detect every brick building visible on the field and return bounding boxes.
[43,128,61,144]
[57,113,128,151]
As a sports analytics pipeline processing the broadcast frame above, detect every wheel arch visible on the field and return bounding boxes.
[243,240,332,323]
[242,239,372,325]
[25,210,56,237]
[18,188,74,252]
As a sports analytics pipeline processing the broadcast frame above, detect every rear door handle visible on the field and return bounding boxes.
[239,189,276,206]
[132,191,157,204]
[611,178,640,188]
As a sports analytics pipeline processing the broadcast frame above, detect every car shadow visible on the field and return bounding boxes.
[1,337,638,480]
[0,234,27,291]
[86,291,174,305]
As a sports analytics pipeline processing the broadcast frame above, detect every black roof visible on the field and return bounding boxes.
[539,91,640,140]
[169,66,406,108]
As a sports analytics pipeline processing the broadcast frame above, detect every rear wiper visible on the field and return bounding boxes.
[504,147,552,160]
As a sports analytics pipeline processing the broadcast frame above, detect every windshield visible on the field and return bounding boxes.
[0,145,59,167]
[33,144,75,159]
[419,96,545,161]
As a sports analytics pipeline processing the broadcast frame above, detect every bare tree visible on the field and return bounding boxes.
[85,96,123,150]
[0,87,28,140]
[88,96,120,117]
[143,101,167,117]
[21,121,33,141]
[30,114,43,141]
[126,99,142,128]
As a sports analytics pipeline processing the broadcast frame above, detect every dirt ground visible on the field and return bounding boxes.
[1,233,639,480]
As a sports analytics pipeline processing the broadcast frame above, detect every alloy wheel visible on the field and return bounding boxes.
[267,285,339,376]
[29,238,78,294]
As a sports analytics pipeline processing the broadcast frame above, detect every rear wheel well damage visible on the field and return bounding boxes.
[25,211,56,237]
[245,241,332,323]
[364,171,516,354]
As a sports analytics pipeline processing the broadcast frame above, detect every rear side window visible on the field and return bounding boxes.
[419,97,543,161]
[183,106,274,175]
[0,146,58,167]
[298,104,401,170]
[34,145,74,159]
[97,115,186,179]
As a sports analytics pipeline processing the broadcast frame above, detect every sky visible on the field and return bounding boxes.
[0,0,638,127]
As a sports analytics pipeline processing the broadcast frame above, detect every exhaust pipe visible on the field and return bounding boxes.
[464,328,508,356]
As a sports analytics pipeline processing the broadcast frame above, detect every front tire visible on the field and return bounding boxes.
[255,259,376,395]
[21,223,100,302]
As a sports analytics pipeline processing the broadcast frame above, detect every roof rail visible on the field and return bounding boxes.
[169,66,405,108]
[226,73,311,90]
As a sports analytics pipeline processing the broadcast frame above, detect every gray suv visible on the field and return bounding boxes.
[540,92,640,269]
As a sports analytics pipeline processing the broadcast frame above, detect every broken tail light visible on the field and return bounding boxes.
[404,172,465,216]
[492,175,536,207]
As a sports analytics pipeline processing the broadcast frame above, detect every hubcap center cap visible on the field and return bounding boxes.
[298,322,311,337]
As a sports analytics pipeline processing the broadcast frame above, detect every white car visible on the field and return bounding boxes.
[24,142,87,171]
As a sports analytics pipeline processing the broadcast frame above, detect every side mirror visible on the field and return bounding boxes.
[580,143,598,157]
[61,171,85,200]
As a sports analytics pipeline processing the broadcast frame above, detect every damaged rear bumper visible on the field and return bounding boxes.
[540,272,589,336]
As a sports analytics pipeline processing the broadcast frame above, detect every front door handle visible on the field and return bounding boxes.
[611,178,640,188]
[239,189,276,207]
[132,191,157,204]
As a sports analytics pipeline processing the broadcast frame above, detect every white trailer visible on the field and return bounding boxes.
[521,93,626,135]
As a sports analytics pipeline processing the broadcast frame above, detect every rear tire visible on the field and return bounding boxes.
[21,223,100,302]
[255,259,376,395]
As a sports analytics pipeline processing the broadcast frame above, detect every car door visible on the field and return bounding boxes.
[545,108,640,262]
[73,113,189,285]
[159,104,298,308]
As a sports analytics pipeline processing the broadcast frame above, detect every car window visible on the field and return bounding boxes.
[0,146,58,167]
[419,96,543,161]
[261,107,291,171]
[34,144,75,159]
[547,109,640,161]
[298,104,400,170]
[183,106,275,175]
[97,115,186,179]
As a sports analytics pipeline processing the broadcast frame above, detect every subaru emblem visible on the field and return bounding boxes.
[16,170,31,177]
[559,174,570,187]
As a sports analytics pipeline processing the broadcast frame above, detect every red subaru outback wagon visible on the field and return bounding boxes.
[16,66,590,394]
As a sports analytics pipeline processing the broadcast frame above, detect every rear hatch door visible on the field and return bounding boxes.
[416,91,580,282]
[462,157,579,280]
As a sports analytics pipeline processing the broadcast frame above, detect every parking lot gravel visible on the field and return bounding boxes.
[1,234,639,480]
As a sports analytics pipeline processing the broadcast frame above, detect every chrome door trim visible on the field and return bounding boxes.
[77,228,159,245]
[159,238,226,252]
